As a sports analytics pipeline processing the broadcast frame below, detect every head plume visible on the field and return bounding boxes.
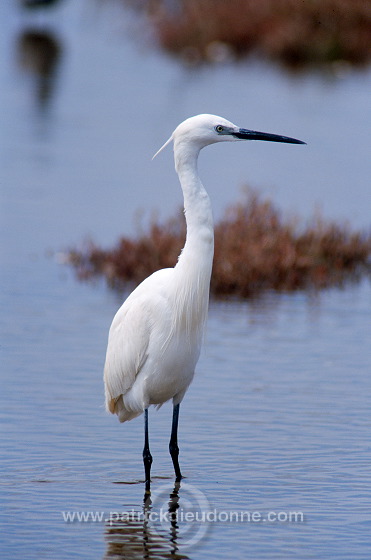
[152,134,173,160]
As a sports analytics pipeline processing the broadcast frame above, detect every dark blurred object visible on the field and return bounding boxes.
[21,0,62,9]
[17,29,62,108]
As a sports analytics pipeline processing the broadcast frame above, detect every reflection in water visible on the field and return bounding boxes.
[167,483,181,553]
[21,0,63,9]
[105,482,189,560]
[16,29,62,108]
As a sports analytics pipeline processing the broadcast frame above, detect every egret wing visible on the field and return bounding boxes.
[103,297,153,413]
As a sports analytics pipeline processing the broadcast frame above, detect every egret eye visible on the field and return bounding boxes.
[215,125,224,133]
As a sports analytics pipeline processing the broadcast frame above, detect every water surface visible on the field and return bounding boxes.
[1,1,371,558]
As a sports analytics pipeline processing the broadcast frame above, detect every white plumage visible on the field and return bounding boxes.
[103,114,304,488]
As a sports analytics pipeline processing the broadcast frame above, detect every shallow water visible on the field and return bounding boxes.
[1,1,371,559]
[2,272,371,559]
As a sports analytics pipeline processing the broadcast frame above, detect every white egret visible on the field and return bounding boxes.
[103,114,305,490]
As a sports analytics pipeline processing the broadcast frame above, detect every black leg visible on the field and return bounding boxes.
[143,408,152,493]
[169,403,182,481]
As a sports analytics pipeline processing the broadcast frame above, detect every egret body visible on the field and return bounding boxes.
[103,114,305,490]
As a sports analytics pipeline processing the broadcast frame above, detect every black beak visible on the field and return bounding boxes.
[233,128,306,145]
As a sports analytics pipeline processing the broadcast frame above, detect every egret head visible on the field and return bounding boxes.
[172,114,241,149]
[153,114,305,160]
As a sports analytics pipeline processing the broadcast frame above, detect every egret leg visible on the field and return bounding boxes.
[169,403,182,481]
[143,408,152,492]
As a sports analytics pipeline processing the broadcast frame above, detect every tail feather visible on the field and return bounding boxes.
[107,394,143,423]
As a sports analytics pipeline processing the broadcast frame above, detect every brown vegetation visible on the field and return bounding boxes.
[126,0,371,68]
[68,190,371,298]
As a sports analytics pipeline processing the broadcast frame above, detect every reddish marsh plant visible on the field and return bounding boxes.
[68,190,370,298]
[125,0,371,68]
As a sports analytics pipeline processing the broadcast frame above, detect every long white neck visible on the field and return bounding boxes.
[174,140,214,276]
[169,139,214,341]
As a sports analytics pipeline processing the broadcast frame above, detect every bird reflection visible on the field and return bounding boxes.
[16,29,62,109]
[105,482,189,560]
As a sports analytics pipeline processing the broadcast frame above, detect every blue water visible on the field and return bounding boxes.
[1,1,371,558]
